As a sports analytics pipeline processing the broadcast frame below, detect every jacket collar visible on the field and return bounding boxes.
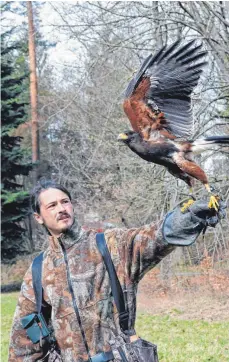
[48,218,84,252]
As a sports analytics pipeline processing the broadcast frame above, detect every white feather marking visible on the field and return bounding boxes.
[192,139,219,154]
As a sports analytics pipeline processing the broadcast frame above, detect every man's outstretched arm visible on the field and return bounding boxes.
[105,199,226,283]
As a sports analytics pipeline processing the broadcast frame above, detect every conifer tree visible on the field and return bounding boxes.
[1,34,32,260]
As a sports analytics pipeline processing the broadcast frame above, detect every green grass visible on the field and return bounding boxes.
[136,314,229,362]
[1,293,18,361]
[1,293,229,362]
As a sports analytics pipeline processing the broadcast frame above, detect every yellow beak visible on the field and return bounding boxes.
[117,133,128,140]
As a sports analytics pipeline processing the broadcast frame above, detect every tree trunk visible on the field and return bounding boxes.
[27,1,39,183]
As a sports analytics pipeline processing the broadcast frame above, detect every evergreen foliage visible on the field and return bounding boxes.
[1,33,32,260]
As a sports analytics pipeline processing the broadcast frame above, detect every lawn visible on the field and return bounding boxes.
[1,292,18,361]
[136,314,229,362]
[1,293,229,362]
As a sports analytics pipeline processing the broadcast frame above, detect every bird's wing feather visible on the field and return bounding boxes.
[123,39,207,139]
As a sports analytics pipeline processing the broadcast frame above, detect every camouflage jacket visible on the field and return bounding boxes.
[9,221,177,362]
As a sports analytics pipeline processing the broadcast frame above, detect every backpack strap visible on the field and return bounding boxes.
[32,252,44,313]
[96,233,129,332]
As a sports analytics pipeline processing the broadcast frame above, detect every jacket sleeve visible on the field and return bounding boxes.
[105,199,226,283]
[105,220,176,283]
[8,265,44,362]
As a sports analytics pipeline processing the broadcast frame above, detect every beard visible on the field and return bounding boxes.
[43,215,75,236]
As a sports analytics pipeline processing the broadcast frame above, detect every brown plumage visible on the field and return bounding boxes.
[118,39,229,209]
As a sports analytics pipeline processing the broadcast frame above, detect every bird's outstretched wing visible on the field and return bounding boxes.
[123,39,207,140]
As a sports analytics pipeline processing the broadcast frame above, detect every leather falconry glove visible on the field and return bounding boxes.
[162,199,227,246]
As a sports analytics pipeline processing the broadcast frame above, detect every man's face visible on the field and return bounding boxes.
[34,188,74,237]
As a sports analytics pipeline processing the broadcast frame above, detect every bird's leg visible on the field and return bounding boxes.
[205,183,219,211]
[181,183,196,213]
[188,187,196,200]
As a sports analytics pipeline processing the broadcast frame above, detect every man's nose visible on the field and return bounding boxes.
[56,203,66,212]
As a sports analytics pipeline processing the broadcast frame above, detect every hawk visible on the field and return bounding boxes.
[118,39,229,211]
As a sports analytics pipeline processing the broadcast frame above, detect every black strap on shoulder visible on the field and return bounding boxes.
[96,233,129,332]
[32,252,44,313]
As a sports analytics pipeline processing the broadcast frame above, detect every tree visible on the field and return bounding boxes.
[1,33,32,260]
[27,1,39,177]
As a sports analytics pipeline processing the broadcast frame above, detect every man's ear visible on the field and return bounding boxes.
[33,212,44,225]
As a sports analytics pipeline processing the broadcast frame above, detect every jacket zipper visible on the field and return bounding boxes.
[59,238,91,360]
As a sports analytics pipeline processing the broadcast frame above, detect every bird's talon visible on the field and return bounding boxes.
[208,195,220,211]
[181,199,195,213]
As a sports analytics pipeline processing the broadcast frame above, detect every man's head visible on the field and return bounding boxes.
[31,180,74,237]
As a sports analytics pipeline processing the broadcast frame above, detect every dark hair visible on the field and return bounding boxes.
[30,179,72,214]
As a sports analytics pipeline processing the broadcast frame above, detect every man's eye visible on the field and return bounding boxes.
[48,204,55,208]
[63,200,69,203]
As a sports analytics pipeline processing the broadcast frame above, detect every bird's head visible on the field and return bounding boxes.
[117,131,142,145]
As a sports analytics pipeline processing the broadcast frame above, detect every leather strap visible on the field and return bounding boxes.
[96,233,129,332]
[32,252,44,313]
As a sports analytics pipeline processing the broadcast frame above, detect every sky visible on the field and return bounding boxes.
[39,2,80,66]
[1,1,83,76]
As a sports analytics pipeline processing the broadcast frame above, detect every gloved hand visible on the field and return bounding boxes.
[162,199,227,246]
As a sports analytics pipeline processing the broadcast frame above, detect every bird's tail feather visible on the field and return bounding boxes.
[191,136,229,153]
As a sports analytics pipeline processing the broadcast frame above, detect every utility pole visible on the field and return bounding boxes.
[27,1,39,182]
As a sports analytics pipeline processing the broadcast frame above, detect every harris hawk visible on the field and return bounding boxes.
[118,39,229,211]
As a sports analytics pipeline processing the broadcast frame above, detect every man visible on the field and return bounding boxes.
[9,179,226,361]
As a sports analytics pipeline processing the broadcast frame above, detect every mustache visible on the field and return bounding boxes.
[57,212,70,221]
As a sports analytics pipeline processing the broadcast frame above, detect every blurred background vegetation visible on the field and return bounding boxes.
[1,0,229,286]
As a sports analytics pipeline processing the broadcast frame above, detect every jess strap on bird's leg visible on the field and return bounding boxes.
[162,199,227,246]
